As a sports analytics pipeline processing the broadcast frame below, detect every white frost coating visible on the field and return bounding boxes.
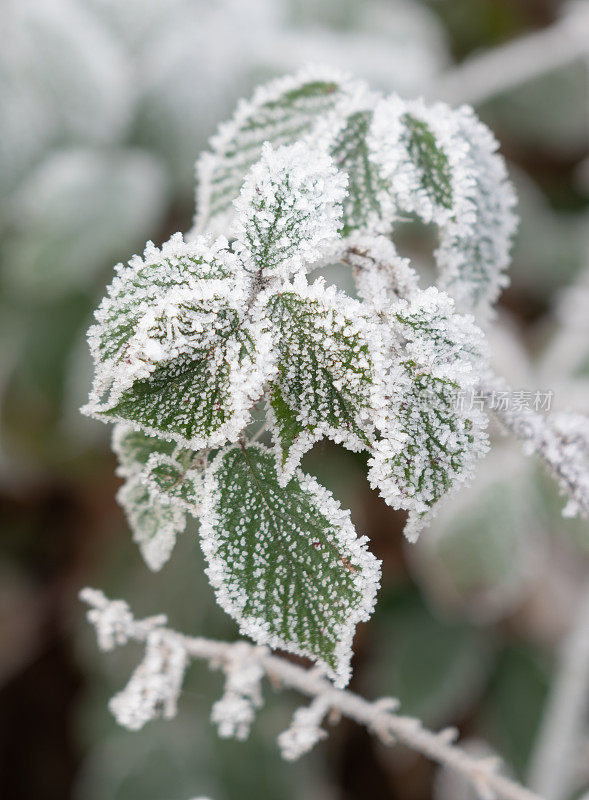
[368,97,517,318]
[80,587,135,651]
[263,272,382,483]
[142,451,204,514]
[278,695,330,760]
[484,382,589,521]
[199,443,381,688]
[82,232,277,452]
[344,234,420,312]
[435,105,518,319]
[193,64,365,236]
[369,95,466,227]
[83,232,242,405]
[210,642,265,741]
[368,287,489,540]
[233,141,347,280]
[307,86,384,234]
[109,629,187,731]
[117,475,186,571]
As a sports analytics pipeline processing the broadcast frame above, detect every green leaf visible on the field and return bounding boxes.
[112,423,176,477]
[328,108,386,235]
[142,452,204,513]
[265,274,377,482]
[195,66,361,234]
[117,475,186,571]
[268,384,313,478]
[83,235,275,450]
[369,97,517,317]
[368,287,489,540]
[436,106,518,317]
[199,443,380,686]
[400,112,453,212]
[87,234,238,392]
[233,141,346,280]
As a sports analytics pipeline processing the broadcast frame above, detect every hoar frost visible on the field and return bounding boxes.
[82,66,523,686]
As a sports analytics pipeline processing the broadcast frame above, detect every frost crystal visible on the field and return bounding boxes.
[278,696,330,760]
[194,65,363,235]
[210,643,265,740]
[265,272,380,482]
[109,629,187,731]
[199,444,381,687]
[368,288,489,540]
[233,141,347,280]
[83,233,275,451]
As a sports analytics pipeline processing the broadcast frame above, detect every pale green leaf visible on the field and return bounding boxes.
[142,452,204,513]
[233,141,346,280]
[117,475,186,571]
[368,288,489,540]
[194,66,362,235]
[264,273,377,482]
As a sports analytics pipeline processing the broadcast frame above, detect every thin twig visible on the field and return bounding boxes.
[430,2,589,106]
[528,581,589,800]
[81,589,544,800]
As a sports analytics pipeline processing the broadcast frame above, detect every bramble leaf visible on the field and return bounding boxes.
[233,141,346,280]
[265,273,378,482]
[369,98,517,317]
[142,452,204,513]
[194,66,362,235]
[368,288,489,540]
[117,475,186,572]
[83,234,275,450]
[199,443,381,686]
[112,423,176,477]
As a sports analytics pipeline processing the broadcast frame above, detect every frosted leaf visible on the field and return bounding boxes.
[112,423,176,478]
[109,629,187,731]
[194,65,363,235]
[233,141,347,280]
[117,475,186,571]
[142,452,205,514]
[369,98,517,317]
[264,273,379,483]
[306,86,386,236]
[369,96,456,228]
[82,233,276,450]
[199,443,381,687]
[369,287,489,540]
[435,106,518,318]
[210,642,264,741]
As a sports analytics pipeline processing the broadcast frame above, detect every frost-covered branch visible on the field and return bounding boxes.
[432,1,589,105]
[528,581,589,800]
[481,376,589,520]
[81,588,543,800]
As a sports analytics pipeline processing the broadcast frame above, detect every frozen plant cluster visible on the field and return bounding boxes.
[81,67,589,738]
